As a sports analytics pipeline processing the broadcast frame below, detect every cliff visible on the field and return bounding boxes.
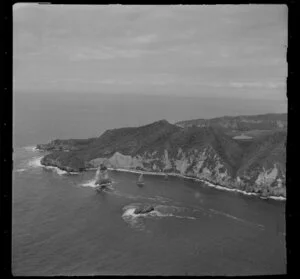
[37,115,286,198]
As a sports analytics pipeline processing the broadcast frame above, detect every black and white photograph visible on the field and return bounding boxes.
[12,4,287,276]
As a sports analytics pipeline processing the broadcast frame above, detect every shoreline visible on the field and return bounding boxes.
[106,167,286,201]
[37,154,285,201]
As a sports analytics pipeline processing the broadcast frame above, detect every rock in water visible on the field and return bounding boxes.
[95,164,112,185]
[134,205,155,215]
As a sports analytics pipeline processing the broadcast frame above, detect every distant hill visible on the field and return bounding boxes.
[175,113,287,131]
[37,113,287,198]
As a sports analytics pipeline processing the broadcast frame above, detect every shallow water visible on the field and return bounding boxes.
[12,146,286,275]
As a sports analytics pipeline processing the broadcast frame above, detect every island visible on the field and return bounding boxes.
[36,113,287,199]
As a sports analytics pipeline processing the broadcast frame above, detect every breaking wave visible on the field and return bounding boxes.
[81,178,98,188]
[27,156,43,168]
[14,156,43,173]
[42,165,68,175]
[15,154,79,176]
[80,178,116,191]
[44,166,79,176]
[23,146,38,152]
[122,203,197,230]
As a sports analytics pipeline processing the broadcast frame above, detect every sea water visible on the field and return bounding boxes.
[12,91,286,275]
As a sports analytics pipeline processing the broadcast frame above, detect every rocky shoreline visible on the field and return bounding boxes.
[108,167,286,201]
[38,154,286,201]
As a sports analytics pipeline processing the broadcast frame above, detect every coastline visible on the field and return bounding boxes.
[27,151,80,175]
[37,154,285,201]
[106,167,286,202]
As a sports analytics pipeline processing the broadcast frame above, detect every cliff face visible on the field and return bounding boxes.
[37,115,286,198]
[88,143,285,198]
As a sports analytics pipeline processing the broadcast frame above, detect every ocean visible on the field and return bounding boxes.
[12,91,286,275]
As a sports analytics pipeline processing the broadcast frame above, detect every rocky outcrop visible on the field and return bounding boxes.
[95,164,112,185]
[134,204,155,214]
[40,151,86,172]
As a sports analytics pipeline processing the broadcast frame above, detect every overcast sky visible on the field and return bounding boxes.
[13,4,287,103]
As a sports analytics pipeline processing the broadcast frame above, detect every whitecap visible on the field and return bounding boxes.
[25,155,81,176]
[81,178,98,188]
[15,156,43,173]
[43,165,68,175]
[122,206,146,230]
[80,179,116,191]
[27,156,43,168]
[122,207,139,218]
[42,164,80,176]
[268,196,286,201]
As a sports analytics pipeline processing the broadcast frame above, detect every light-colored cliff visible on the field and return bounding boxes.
[88,147,286,198]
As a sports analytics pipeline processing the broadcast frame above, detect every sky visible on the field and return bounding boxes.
[13,4,287,105]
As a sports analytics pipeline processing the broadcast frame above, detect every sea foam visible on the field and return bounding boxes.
[24,146,38,152]
[27,156,43,168]
[43,165,68,175]
[81,179,98,188]
[23,155,79,176]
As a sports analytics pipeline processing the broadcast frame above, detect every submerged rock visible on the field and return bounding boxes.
[134,205,155,215]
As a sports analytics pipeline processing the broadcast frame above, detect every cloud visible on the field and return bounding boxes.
[68,47,115,61]
[131,34,158,44]
[47,76,285,90]
[229,81,285,89]
[66,44,160,61]
[13,4,287,103]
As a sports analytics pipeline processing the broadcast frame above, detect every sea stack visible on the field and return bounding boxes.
[95,164,112,186]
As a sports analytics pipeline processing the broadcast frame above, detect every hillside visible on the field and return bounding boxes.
[37,114,287,198]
